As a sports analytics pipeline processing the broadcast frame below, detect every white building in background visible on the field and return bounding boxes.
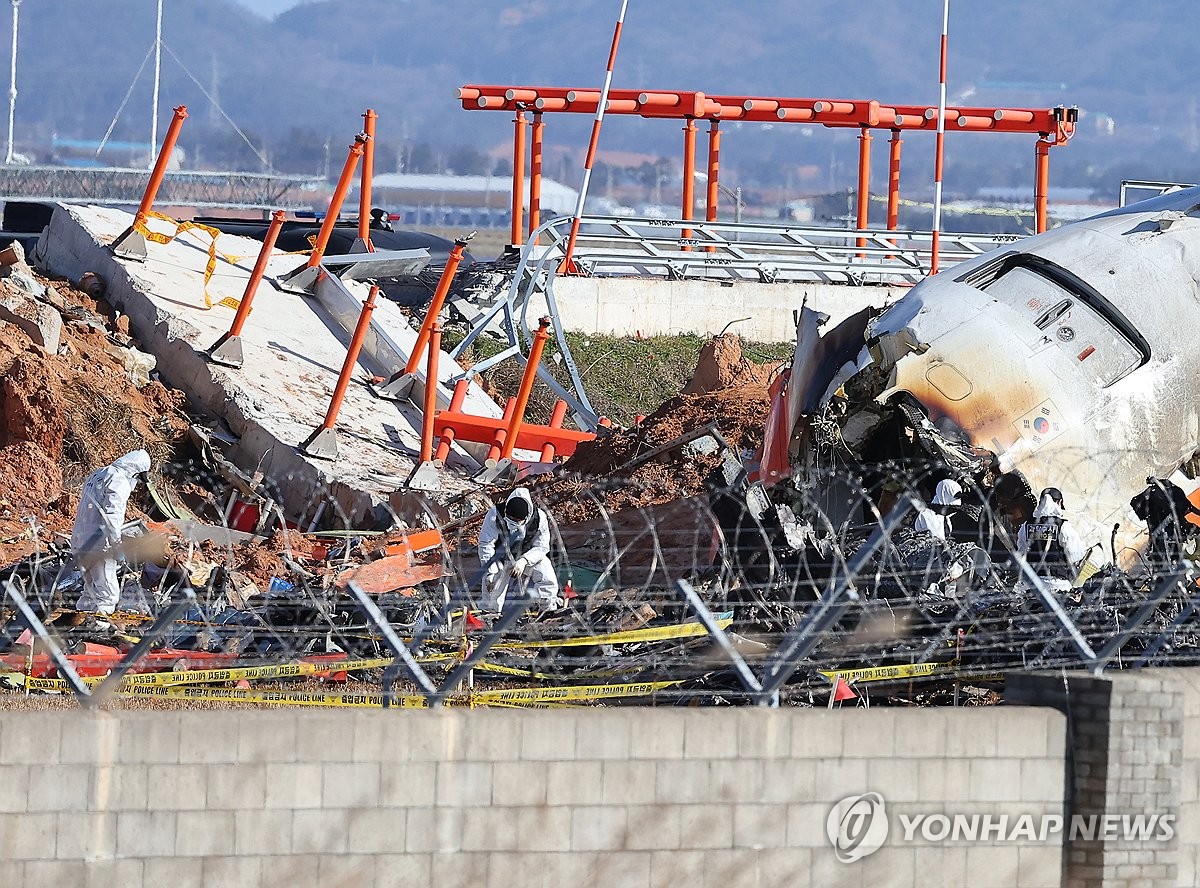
[354,173,580,228]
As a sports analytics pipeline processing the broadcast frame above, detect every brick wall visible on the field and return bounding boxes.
[0,706,1064,888]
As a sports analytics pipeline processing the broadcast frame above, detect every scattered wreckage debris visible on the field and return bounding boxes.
[6,191,1200,711]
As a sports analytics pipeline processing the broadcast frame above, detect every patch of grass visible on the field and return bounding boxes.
[444,326,794,426]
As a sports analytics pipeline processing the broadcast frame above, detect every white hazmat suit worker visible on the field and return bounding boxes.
[71,449,151,614]
[1016,487,1088,594]
[914,479,963,541]
[476,488,561,613]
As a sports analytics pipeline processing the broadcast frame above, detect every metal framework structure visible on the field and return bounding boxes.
[459,84,1077,245]
[0,165,323,210]
[447,212,1020,429]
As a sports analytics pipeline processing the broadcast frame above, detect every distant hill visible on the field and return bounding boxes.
[3,0,1197,200]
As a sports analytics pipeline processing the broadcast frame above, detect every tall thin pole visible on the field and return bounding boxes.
[149,0,163,170]
[5,0,18,165]
[560,0,629,274]
[930,0,950,274]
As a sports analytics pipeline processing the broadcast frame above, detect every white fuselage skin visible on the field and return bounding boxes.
[862,188,1200,565]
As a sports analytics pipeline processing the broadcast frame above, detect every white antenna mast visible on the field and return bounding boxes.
[5,0,19,165]
[149,0,162,168]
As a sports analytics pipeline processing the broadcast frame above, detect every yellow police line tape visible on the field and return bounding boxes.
[819,661,1006,685]
[4,654,462,692]
[493,612,734,650]
[118,679,684,708]
[132,211,243,309]
[0,616,733,692]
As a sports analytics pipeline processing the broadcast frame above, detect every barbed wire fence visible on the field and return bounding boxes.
[1,447,1198,711]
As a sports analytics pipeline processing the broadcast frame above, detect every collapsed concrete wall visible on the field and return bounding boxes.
[34,204,496,527]
[0,706,1064,888]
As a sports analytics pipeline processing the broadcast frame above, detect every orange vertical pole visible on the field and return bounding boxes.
[886,129,903,231]
[540,400,569,462]
[528,111,544,243]
[856,126,872,252]
[706,121,721,222]
[404,236,470,374]
[500,317,552,460]
[511,109,527,246]
[419,324,442,464]
[434,379,470,463]
[930,0,951,274]
[488,398,517,464]
[681,117,697,251]
[133,104,188,229]
[226,210,285,338]
[1034,138,1050,234]
[357,109,377,249]
[316,285,380,433]
[308,134,367,268]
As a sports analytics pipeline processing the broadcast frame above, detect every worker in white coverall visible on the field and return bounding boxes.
[1016,487,1088,594]
[71,449,151,614]
[914,478,964,541]
[476,487,562,613]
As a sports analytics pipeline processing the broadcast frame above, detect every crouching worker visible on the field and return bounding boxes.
[1016,487,1087,594]
[477,488,562,614]
[71,449,152,615]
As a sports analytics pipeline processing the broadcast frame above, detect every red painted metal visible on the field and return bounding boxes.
[856,126,872,250]
[434,380,470,463]
[357,109,377,249]
[529,111,544,242]
[886,129,903,232]
[706,121,721,223]
[420,325,441,464]
[1035,138,1050,234]
[225,210,285,338]
[487,398,517,464]
[309,135,366,269]
[434,409,594,461]
[511,109,527,246]
[404,237,470,375]
[540,400,570,462]
[681,117,697,249]
[500,317,552,460]
[317,285,380,433]
[133,105,188,229]
[460,84,1072,137]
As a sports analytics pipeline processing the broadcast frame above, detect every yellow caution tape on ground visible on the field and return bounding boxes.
[2,654,459,692]
[819,662,1007,685]
[217,296,241,311]
[122,684,428,707]
[468,680,682,704]
[118,678,682,708]
[120,656,399,687]
[494,614,733,650]
[133,211,241,308]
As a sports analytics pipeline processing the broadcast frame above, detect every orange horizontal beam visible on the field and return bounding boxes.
[432,410,595,458]
[459,84,1072,137]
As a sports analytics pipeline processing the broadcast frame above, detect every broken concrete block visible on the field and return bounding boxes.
[0,289,62,353]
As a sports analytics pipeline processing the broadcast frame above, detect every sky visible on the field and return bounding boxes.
[231,0,307,17]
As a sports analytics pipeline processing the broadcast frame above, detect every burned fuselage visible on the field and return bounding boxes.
[793,187,1200,565]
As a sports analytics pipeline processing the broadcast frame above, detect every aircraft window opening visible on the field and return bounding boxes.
[958,252,1151,388]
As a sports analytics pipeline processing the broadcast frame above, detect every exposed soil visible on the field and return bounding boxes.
[534,335,778,526]
[0,272,190,564]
